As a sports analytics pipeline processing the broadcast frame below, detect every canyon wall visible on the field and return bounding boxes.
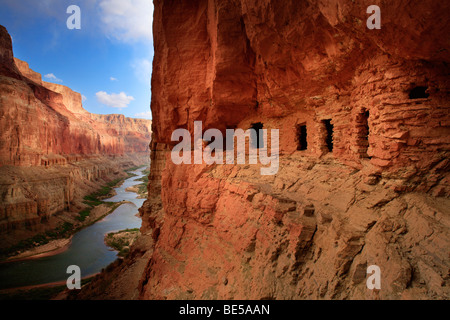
[78,1,449,300]
[0,25,152,237]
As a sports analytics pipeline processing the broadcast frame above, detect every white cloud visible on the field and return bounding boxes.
[110,77,118,81]
[99,0,153,43]
[132,58,152,83]
[96,91,134,109]
[82,95,87,102]
[134,111,152,119]
[44,73,63,82]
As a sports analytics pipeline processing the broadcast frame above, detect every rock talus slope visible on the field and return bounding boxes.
[77,1,449,300]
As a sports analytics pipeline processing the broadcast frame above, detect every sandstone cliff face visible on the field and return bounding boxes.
[0,25,152,234]
[88,113,153,154]
[13,58,42,85]
[78,1,449,300]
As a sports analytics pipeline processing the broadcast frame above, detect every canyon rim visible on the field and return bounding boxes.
[1,0,450,302]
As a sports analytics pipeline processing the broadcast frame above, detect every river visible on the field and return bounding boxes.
[0,167,146,290]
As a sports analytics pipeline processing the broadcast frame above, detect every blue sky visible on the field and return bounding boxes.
[0,0,153,119]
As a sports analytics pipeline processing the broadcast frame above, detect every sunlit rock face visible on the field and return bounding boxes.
[76,1,449,300]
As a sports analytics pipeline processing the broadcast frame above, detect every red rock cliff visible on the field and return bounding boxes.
[78,1,450,300]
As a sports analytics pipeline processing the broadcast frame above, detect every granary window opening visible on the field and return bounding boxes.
[322,119,333,152]
[251,122,264,149]
[296,124,307,151]
[409,86,429,99]
[358,109,371,159]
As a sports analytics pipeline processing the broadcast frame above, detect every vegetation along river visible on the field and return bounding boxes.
[0,168,146,290]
